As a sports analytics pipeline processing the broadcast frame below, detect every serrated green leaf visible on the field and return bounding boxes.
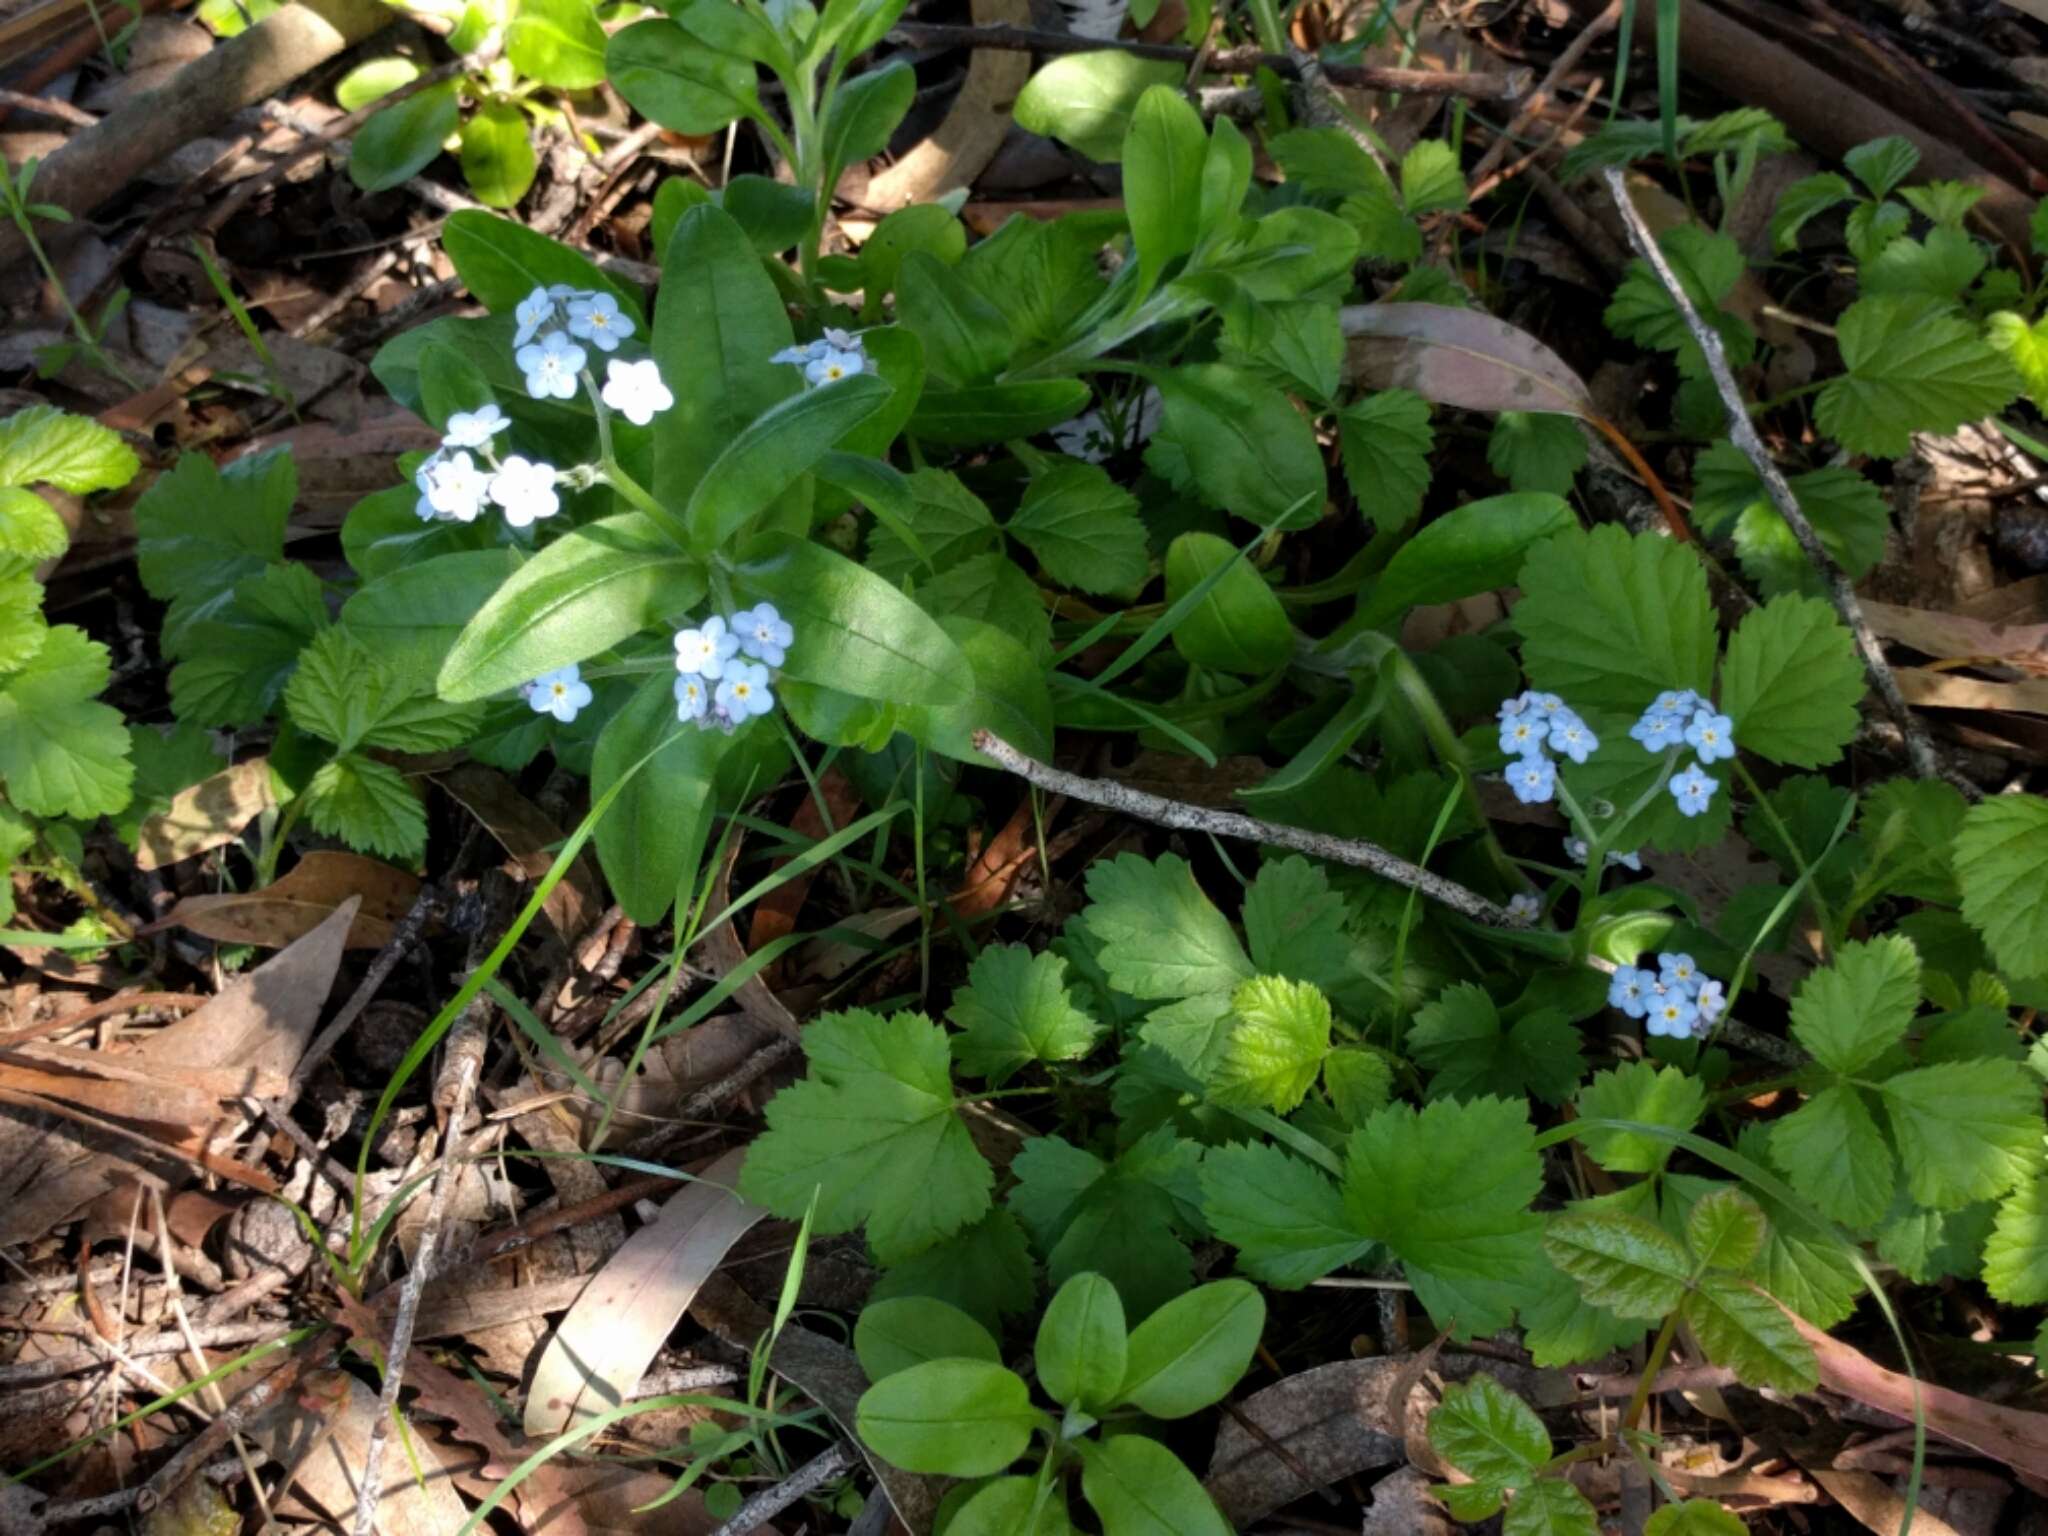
[1514,525,1717,712]
[1604,229,1753,377]
[1400,139,1466,214]
[1857,776,1966,906]
[870,1209,1037,1332]
[1408,982,1584,1106]
[1844,135,1918,200]
[1682,1271,1816,1391]
[1685,1188,1768,1271]
[168,561,329,728]
[1860,226,1986,302]
[1786,935,1921,1076]
[134,450,294,654]
[1487,413,1586,494]
[1198,1140,1371,1288]
[1082,852,1253,1002]
[1504,1478,1600,1536]
[1543,1209,1690,1318]
[1008,1125,1199,1318]
[1845,199,1910,266]
[286,627,481,754]
[0,625,131,819]
[1343,1097,1545,1298]
[1876,1198,1993,1284]
[1147,363,1326,530]
[1769,172,1853,252]
[1691,441,1887,595]
[0,570,47,673]
[1008,460,1149,597]
[300,752,426,862]
[1337,389,1434,531]
[1718,1140,1865,1328]
[1719,594,1863,768]
[1984,1176,2048,1304]
[1322,1048,1393,1126]
[1520,1251,1649,1366]
[865,468,996,585]
[1574,1062,1706,1175]
[0,406,138,493]
[1212,974,1332,1112]
[1880,1059,2044,1209]
[1989,310,2048,412]
[740,1009,994,1262]
[947,944,1103,1084]
[1769,1084,1894,1229]
[1241,855,1351,989]
[1137,992,1237,1080]
[1428,1375,1550,1492]
[1955,794,2048,979]
[1815,296,2020,457]
[0,485,68,561]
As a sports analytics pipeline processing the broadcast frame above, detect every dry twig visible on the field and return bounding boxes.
[704,1442,858,1536]
[1598,167,1964,795]
[970,732,1521,926]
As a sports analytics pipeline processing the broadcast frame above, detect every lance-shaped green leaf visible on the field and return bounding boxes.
[684,373,890,551]
[438,513,703,702]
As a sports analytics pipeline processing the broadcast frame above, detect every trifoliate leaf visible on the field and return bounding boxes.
[1769,1084,1894,1229]
[0,405,138,493]
[1604,229,1753,378]
[1786,935,1921,1077]
[1199,1140,1371,1288]
[1713,1143,1865,1328]
[285,626,482,755]
[134,449,296,654]
[1954,794,2048,979]
[1503,1478,1600,1536]
[1007,460,1148,596]
[0,570,48,673]
[168,561,329,728]
[1338,390,1433,531]
[1400,139,1466,215]
[869,1209,1038,1331]
[1407,982,1584,1105]
[1845,199,1910,266]
[1984,1176,2048,1304]
[1212,975,1332,1112]
[1082,852,1253,1001]
[1860,226,1986,303]
[1486,413,1586,495]
[1815,296,2020,457]
[1008,1125,1199,1318]
[867,468,998,586]
[947,944,1103,1084]
[1768,172,1852,252]
[1880,1059,2044,1210]
[1718,594,1863,768]
[0,485,68,561]
[299,752,426,862]
[1322,1047,1393,1126]
[1428,1375,1550,1493]
[1690,441,1887,596]
[1573,1062,1706,1175]
[741,1009,995,1262]
[1342,1097,1545,1298]
[1682,1271,1816,1392]
[1844,135,1918,200]
[0,625,132,819]
[1543,1209,1691,1318]
[1858,778,1966,904]
[1646,1500,1750,1536]
[1514,525,1717,712]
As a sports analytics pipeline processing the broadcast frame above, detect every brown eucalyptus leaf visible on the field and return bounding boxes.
[1341,303,1597,418]
[151,850,420,949]
[435,762,602,940]
[134,757,276,871]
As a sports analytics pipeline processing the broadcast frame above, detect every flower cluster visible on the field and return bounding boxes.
[674,603,794,731]
[415,403,562,528]
[1497,690,1598,806]
[514,283,674,422]
[525,663,594,724]
[1629,689,1731,818]
[772,328,871,387]
[1608,951,1727,1039]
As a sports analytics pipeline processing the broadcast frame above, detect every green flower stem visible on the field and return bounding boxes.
[581,368,691,546]
[1733,756,1837,952]
[1621,1309,1683,1432]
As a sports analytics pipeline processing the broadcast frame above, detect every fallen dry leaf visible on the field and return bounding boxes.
[436,763,602,942]
[1343,303,1596,417]
[1895,667,2048,716]
[150,850,421,949]
[135,757,276,871]
[248,1367,470,1536]
[1864,600,2048,670]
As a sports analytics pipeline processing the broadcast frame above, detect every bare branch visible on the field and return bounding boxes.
[1598,166,1965,795]
[969,732,1522,927]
